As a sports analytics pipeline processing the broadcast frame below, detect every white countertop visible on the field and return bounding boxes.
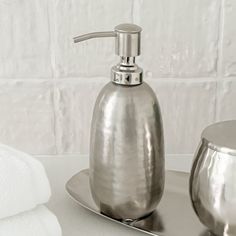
[37,155,191,236]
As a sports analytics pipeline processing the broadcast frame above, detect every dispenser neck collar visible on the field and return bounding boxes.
[111,56,143,86]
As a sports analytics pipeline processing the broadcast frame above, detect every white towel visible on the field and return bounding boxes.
[0,205,62,236]
[0,143,51,219]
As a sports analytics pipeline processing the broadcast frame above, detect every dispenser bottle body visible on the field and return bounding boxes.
[89,82,165,220]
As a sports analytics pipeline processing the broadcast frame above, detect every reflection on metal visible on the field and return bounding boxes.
[66,169,206,236]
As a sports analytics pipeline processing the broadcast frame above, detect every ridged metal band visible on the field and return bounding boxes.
[111,65,143,86]
[201,120,236,156]
[201,138,236,156]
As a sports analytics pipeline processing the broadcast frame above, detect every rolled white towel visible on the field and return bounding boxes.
[0,205,62,236]
[0,143,51,219]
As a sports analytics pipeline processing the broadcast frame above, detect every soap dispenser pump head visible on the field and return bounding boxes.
[73,23,143,86]
[114,24,141,57]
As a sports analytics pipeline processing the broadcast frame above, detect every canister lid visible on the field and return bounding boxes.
[202,120,236,155]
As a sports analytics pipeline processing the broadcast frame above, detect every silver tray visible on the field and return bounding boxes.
[66,169,212,236]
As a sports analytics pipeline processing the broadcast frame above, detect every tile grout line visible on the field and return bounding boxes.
[47,0,58,154]
[2,76,236,82]
[1,75,236,83]
[216,0,225,79]
[215,0,225,122]
[52,80,59,155]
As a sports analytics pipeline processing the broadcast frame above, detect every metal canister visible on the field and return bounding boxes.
[190,120,236,236]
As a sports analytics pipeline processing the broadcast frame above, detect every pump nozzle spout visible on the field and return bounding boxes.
[73,31,116,43]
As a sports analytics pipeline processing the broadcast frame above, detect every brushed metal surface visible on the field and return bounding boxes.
[190,120,236,236]
[66,169,207,236]
[89,82,165,220]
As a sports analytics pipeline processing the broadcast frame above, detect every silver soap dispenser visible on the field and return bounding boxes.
[74,23,165,221]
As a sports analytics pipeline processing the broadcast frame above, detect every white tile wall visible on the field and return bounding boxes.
[54,0,133,77]
[221,0,236,76]
[0,0,235,158]
[0,0,52,78]
[54,78,107,154]
[216,79,236,121]
[133,0,221,78]
[0,80,56,154]
[148,79,216,154]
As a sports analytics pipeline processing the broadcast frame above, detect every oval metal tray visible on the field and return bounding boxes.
[66,169,212,236]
